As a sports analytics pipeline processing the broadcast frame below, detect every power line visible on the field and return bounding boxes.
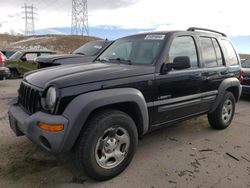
[71,0,89,36]
[22,4,37,35]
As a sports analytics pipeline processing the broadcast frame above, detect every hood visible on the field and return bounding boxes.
[24,62,155,89]
[35,54,89,63]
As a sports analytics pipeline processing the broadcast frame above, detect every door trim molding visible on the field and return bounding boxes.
[147,90,218,108]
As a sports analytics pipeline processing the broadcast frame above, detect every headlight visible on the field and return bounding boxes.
[45,86,57,110]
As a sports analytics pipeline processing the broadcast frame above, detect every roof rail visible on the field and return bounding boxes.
[187,27,227,37]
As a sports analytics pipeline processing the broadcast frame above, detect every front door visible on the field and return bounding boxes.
[151,35,203,126]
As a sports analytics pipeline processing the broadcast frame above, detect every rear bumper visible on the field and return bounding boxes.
[242,84,250,95]
[8,99,68,153]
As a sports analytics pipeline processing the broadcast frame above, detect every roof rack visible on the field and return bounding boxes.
[187,27,227,37]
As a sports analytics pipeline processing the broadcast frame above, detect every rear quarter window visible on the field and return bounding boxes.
[220,40,239,66]
[212,38,223,66]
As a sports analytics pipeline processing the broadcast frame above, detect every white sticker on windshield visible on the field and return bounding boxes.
[94,45,103,49]
[145,35,165,40]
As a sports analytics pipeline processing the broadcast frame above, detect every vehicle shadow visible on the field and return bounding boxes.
[0,114,235,187]
[0,116,211,185]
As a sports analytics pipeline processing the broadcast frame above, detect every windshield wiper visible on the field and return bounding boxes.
[75,52,85,55]
[96,58,108,63]
[109,58,132,65]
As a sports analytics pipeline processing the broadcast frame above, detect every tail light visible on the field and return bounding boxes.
[240,69,244,84]
[0,54,5,66]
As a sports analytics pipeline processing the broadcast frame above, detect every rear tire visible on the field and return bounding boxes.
[208,91,235,129]
[76,110,138,181]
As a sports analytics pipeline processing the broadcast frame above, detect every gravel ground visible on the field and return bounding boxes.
[0,79,250,188]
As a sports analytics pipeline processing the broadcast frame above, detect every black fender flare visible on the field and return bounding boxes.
[209,78,241,113]
[61,88,149,151]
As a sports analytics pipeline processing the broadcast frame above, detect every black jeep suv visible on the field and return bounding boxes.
[8,27,242,181]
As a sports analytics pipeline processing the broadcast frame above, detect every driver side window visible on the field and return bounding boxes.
[24,53,38,61]
[169,36,198,68]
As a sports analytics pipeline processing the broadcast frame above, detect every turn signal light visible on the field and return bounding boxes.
[38,122,64,132]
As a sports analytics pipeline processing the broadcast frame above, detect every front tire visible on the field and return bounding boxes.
[9,68,19,79]
[208,91,235,129]
[76,110,138,181]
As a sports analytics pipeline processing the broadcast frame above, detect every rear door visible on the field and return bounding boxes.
[198,37,230,111]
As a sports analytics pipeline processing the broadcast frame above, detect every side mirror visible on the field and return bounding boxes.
[21,56,27,62]
[160,63,173,74]
[173,56,191,70]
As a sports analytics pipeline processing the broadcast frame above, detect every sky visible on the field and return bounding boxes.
[0,0,250,53]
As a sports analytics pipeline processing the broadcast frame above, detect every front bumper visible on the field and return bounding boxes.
[242,85,250,95]
[0,67,10,78]
[8,99,68,153]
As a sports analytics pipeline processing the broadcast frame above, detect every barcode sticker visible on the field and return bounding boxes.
[94,45,103,49]
[145,35,165,40]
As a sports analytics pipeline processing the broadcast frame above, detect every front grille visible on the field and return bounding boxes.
[18,82,41,114]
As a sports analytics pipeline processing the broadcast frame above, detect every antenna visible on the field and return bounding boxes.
[22,4,37,35]
[71,0,89,36]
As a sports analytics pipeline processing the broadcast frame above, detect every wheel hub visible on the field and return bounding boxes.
[105,138,117,152]
[95,127,130,169]
[222,99,233,124]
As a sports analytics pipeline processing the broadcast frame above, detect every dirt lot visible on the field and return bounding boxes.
[0,79,250,188]
[0,34,99,54]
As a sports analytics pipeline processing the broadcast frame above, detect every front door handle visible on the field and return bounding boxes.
[191,74,202,79]
[191,74,209,81]
[221,70,229,75]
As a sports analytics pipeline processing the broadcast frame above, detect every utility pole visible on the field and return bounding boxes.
[22,4,37,35]
[71,0,89,36]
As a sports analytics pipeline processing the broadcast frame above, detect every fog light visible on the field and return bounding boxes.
[38,122,64,132]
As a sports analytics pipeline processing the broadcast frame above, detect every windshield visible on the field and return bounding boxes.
[242,58,250,68]
[9,51,23,60]
[73,41,107,56]
[97,34,165,65]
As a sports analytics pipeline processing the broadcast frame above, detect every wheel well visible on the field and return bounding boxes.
[9,67,19,74]
[226,86,239,101]
[86,102,144,136]
[72,102,145,151]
